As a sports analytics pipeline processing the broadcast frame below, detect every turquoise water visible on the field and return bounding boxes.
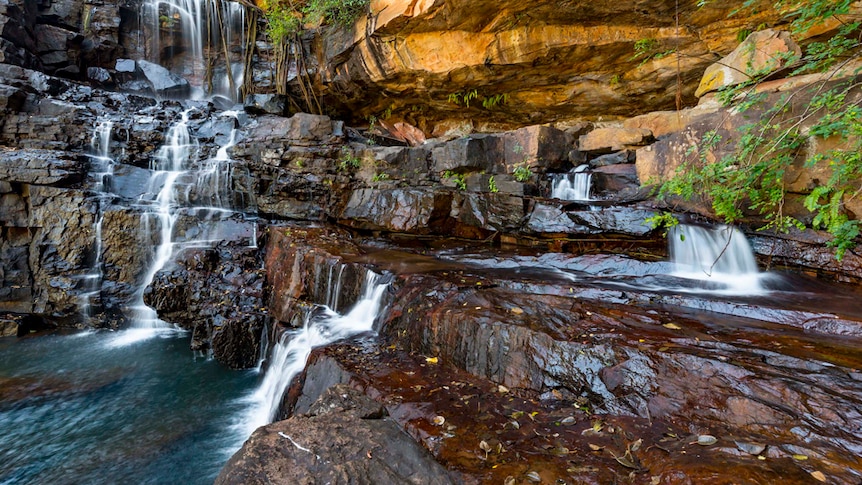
[0,330,259,485]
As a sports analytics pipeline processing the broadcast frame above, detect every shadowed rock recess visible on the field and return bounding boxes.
[1,0,862,484]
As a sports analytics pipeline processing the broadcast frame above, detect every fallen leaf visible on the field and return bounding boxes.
[510,307,524,315]
[811,471,826,482]
[734,441,766,455]
[696,435,717,446]
[425,356,438,364]
[497,385,509,393]
[613,454,639,469]
[663,323,682,330]
[589,444,603,451]
[561,416,576,426]
[479,440,492,452]
[525,471,541,483]
[792,454,809,461]
[432,416,445,426]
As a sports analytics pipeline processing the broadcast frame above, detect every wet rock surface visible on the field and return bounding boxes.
[146,240,266,369]
[244,238,862,484]
[216,384,457,485]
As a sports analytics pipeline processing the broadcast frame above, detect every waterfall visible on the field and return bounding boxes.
[144,0,248,101]
[243,271,389,433]
[551,164,592,201]
[130,110,195,328]
[79,120,115,320]
[669,224,765,293]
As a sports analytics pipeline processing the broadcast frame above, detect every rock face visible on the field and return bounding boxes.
[285,0,790,130]
[234,237,862,484]
[695,29,801,97]
[146,240,266,369]
[0,0,126,79]
[216,385,457,485]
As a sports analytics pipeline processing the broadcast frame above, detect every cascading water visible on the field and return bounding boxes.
[79,120,115,319]
[551,164,592,201]
[144,0,247,101]
[242,270,389,433]
[130,109,196,329]
[668,224,766,293]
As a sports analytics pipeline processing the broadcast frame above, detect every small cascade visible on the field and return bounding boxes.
[130,109,196,328]
[669,224,765,293]
[113,105,256,337]
[551,164,592,201]
[79,120,115,319]
[144,0,248,101]
[244,270,389,432]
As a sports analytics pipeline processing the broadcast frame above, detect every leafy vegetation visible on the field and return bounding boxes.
[337,146,361,171]
[442,170,467,190]
[654,0,862,259]
[488,175,499,193]
[630,38,675,66]
[447,89,509,110]
[513,165,532,182]
[262,0,370,111]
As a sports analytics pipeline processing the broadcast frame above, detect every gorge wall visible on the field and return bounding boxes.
[2,1,862,483]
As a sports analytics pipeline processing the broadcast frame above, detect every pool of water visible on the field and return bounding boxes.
[0,330,259,485]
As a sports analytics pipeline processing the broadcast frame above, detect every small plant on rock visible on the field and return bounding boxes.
[443,170,467,190]
[513,164,532,182]
[337,146,361,171]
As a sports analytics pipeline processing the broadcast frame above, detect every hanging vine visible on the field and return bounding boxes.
[260,0,369,114]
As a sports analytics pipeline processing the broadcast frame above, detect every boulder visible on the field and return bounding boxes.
[216,385,456,485]
[339,188,452,233]
[695,29,801,98]
[146,241,266,369]
[580,127,653,153]
[243,93,287,116]
[137,60,190,98]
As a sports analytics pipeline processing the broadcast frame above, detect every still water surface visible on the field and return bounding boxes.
[0,330,258,485]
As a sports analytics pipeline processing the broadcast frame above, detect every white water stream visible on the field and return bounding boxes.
[144,0,247,101]
[669,224,766,294]
[241,271,389,434]
[551,164,592,201]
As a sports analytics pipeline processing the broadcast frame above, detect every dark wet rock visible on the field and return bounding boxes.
[525,202,588,234]
[340,188,453,233]
[0,149,85,186]
[0,82,25,113]
[591,163,639,195]
[431,125,572,175]
[0,227,31,313]
[567,206,656,236]
[86,66,111,86]
[748,229,862,284]
[147,240,265,369]
[244,113,344,146]
[35,23,79,71]
[137,60,190,98]
[452,192,525,233]
[0,1,39,69]
[244,93,287,116]
[0,186,99,324]
[265,227,367,327]
[589,150,633,167]
[216,385,457,485]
